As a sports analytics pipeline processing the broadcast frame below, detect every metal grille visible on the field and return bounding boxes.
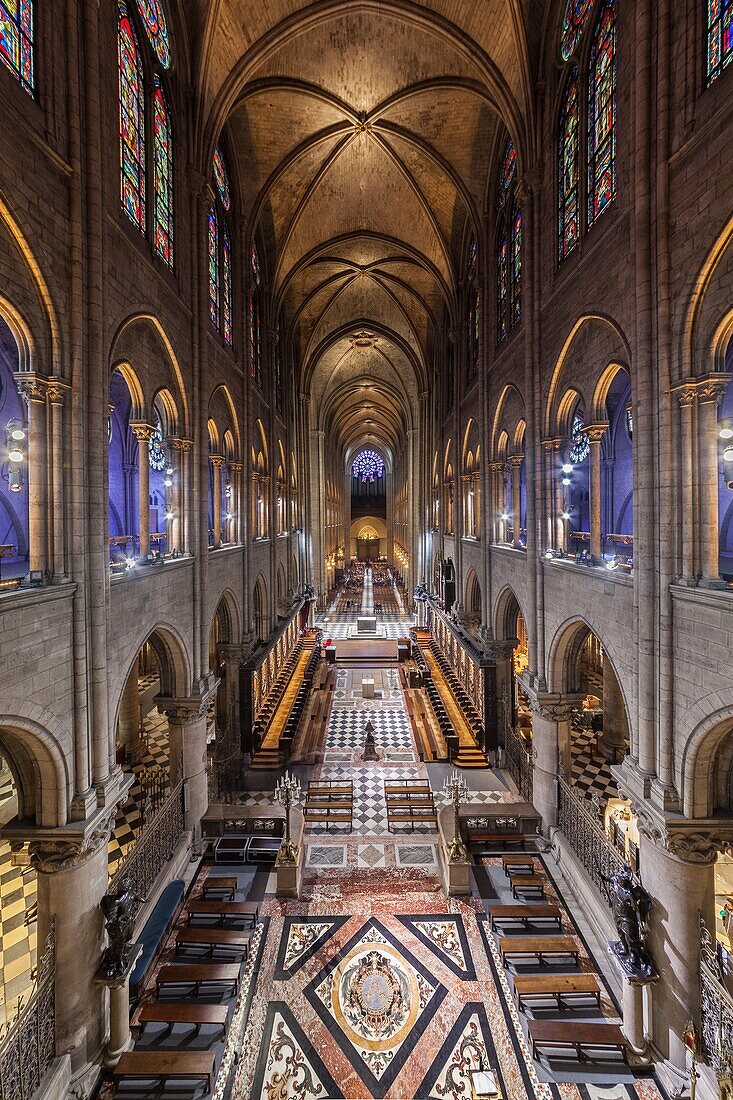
[700,915,733,1072]
[505,724,533,802]
[0,921,55,1100]
[557,775,624,904]
[110,780,185,900]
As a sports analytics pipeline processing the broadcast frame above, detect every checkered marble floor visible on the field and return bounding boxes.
[0,768,37,1026]
[570,724,626,804]
[107,708,171,877]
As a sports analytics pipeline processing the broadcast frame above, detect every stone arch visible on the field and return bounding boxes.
[546,615,632,728]
[0,706,72,827]
[680,213,733,380]
[678,693,733,817]
[544,315,633,437]
[493,583,526,642]
[209,588,241,648]
[252,572,269,638]
[464,568,482,616]
[110,314,190,432]
[110,623,192,736]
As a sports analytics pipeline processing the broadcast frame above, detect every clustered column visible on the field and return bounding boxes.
[509,454,523,546]
[210,454,225,547]
[16,375,48,575]
[585,422,608,561]
[130,422,155,560]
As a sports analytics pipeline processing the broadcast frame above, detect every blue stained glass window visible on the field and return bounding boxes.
[570,415,590,463]
[148,422,166,470]
[352,450,384,482]
[707,0,732,83]
[118,4,146,231]
[208,205,219,329]
[558,68,580,261]
[221,220,233,346]
[0,0,33,92]
[152,79,173,266]
[498,137,516,206]
[213,145,231,210]
[134,0,170,67]
[510,205,522,328]
[588,0,617,227]
[560,0,593,60]
[497,221,508,343]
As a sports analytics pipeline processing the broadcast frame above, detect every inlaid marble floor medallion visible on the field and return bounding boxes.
[304,918,447,1095]
[249,1001,342,1100]
[396,914,476,980]
[274,916,349,979]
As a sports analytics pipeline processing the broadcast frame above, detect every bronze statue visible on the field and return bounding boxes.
[600,864,654,976]
[99,874,143,981]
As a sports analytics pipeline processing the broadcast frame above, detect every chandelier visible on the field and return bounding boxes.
[352,449,384,483]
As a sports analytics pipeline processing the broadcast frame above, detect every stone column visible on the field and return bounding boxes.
[639,826,717,1072]
[16,375,48,575]
[488,463,502,543]
[30,824,115,1075]
[117,657,141,754]
[586,423,608,561]
[229,462,243,543]
[130,423,155,560]
[552,440,566,551]
[600,653,628,762]
[697,375,730,588]
[47,380,69,578]
[528,696,579,829]
[674,382,697,583]
[159,697,215,837]
[178,438,193,555]
[509,454,523,546]
[210,454,225,548]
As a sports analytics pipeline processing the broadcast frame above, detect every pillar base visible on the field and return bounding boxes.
[698,577,728,589]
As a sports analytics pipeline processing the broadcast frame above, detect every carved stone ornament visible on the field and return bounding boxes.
[15,375,46,404]
[28,811,119,873]
[665,829,733,864]
[532,700,578,723]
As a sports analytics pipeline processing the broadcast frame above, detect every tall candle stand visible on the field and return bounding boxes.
[443,769,470,862]
[274,770,302,863]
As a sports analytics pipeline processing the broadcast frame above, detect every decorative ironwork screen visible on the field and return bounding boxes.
[110,780,184,899]
[505,724,533,802]
[557,775,624,904]
[0,920,55,1100]
[700,914,733,1072]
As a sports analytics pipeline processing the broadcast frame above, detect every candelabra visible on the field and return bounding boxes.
[443,769,470,862]
[274,770,302,863]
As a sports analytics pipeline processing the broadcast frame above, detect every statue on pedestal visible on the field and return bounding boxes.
[99,874,143,981]
[600,864,654,977]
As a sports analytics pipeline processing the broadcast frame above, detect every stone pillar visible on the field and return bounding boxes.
[639,827,717,1072]
[552,441,567,551]
[509,454,523,545]
[117,657,141,754]
[210,454,225,547]
[103,965,138,1066]
[674,382,697,583]
[159,698,215,837]
[229,462,243,543]
[16,375,48,575]
[586,423,608,561]
[30,826,114,1075]
[47,380,69,578]
[697,376,729,588]
[600,653,628,763]
[130,423,155,560]
[528,696,579,829]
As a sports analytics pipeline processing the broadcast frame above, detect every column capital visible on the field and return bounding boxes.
[209,453,226,469]
[47,377,71,405]
[672,378,699,407]
[156,693,217,725]
[583,421,610,443]
[14,372,47,404]
[170,436,194,453]
[541,436,564,453]
[508,452,524,467]
[228,461,243,472]
[21,810,119,874]
[129,421,156,443]
[522,685,585,723]
[187,167,215,206]
[696,372,731,404]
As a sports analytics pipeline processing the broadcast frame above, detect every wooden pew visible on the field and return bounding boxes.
[528,1020,627,1063]
[513,974,602,1012]
[202,875,238,900]
[156,963,241,998]
[175,927,251,959]
[501,854,536,876]
[187,900,259,927]
[488,904,563,934]
[510,874,546,900]
[113,1051,216,1091]
[498,935,580,968]
[137,1003,228,1039]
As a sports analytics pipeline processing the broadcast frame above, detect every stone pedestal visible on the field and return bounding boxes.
[640,831,716,1071]
[362,676,375,698]
[276,810,304,898]
[608,942,657,1057]
[96,943,143,1067]
[357,615,377,634]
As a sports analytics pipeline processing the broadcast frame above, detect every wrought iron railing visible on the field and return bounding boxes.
[700,915,733,1072]
[0,921,55,1100]
[557,775,624,904]
[110,780,185,900]
[505,725,533,802]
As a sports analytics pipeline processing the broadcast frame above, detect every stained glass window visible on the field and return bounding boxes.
[558,68,580,261]
[213,145,231,210]
[221,220,233,346]
[152,79,173,266]
[707,0,732,83]
[570,415,590,463]
[498,138,516,207]
[560,0,593,60]
[626,405,633,437]
[352,450,384,483]
[118,4,146,231]
[0,0,33,92]
[497,221,508,343]
[148,422,166,470]
[134,0,170,67]
[510,205,522,327]
[467,238,479,374]
[208,205,219,329]
[588,0,616,226]
[249,243,262,383]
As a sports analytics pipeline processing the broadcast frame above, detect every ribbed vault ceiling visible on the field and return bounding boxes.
[196,0,539,463]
